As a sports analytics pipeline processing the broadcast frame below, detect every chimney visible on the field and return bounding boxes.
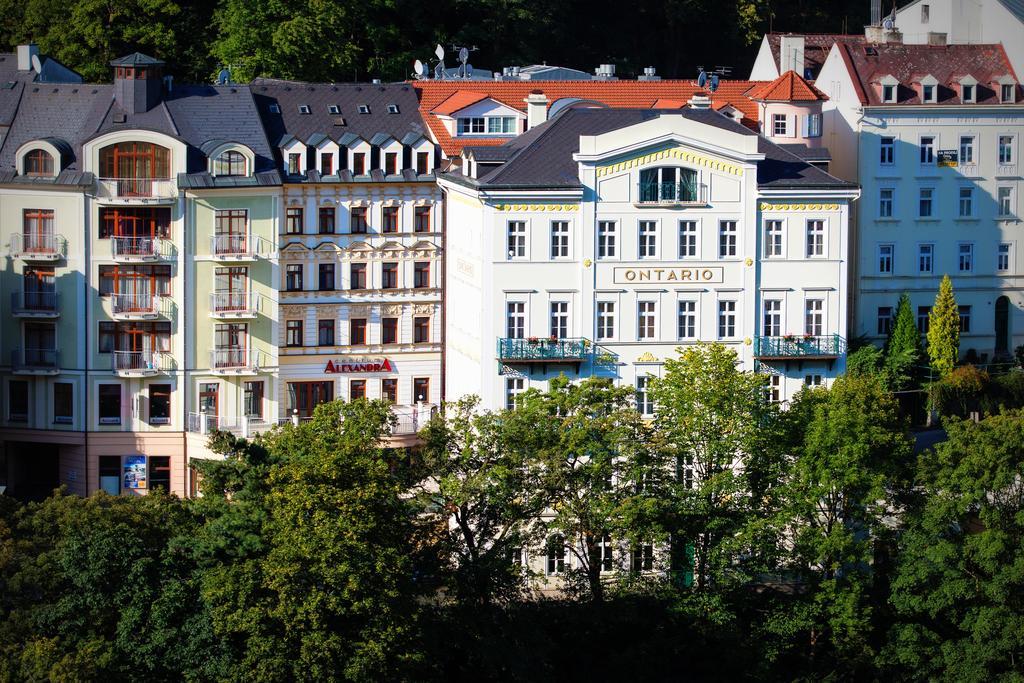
[779,36,805,75]
[594,64,618,81]
[111,53,165,115]
[927,31,947,45]
[16,44,39,72]
[688,94,712,109]
[638,66,661,81]
[524,91,549,129]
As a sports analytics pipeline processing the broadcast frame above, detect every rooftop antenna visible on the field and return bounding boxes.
[713,66,732,77]
[451,45,479,79]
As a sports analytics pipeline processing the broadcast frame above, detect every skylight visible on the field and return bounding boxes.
[298,104,311,114]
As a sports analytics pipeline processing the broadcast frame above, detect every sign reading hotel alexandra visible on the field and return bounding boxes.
[613,266,724,284]
[324,358,393,373]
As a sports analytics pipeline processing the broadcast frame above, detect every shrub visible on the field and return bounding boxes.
[983,370,1024,413]
[928,365,989,417]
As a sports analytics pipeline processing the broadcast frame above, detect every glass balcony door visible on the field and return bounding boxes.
[23,267,55,310]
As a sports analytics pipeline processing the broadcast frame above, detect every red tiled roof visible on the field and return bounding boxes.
[836,41,1019,106]
[414,80,763,156]
[431,90,488,115]
[651,98,687,108]
[746,70,828,101]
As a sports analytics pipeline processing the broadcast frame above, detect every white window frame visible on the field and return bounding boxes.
[638,220,658,259]
[919,187,935,218]
[958,186,974,217]
[878,243,894,274]
[635,375,654,417]
[763,299,783,337]
[804,298,824,336]
[880,136,895,164]
[717,299,737,339]
[764,219,784,258]
[677,299,697,340]
[998,134,1015,164]
[549,301,569,339]
[596,301,616,340]
[505,377,525,411]
[597,220,617,259]
[506,301,526,338]
[918,243,934,274]
[998,186,1014,217]
[958,305,972,333]
[457,117,486,135]
[772,113,788,136]
[879,188,894,219]
[959,135,975,164]
[550,220,570,260]
[507,220,527,260]
[805,219,825,258]
[637,300,657,341]
[920,135,935,165]
[877,306,894,335]
[678,220,699,259]
[998,243,1012,272]
[718,220,737,259]
[958,242,974,272]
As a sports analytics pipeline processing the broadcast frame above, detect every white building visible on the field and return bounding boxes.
[440,100,859,411]
[814,34,1024,358]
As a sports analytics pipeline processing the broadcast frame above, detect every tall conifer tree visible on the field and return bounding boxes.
[927,275,960,377]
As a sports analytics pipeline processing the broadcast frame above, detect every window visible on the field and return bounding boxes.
[678,300,697,339]
[387,104,399,114]
[382,206,399,233]
[1001,84,1016,104]
[958,186,974,217]
[413,261,430,288]
[298,104,311,114]
[214,150,246,177]
[636,376,653,416]
[998,243,1011,272]
[458,117,486,134]
[679,221,698,258]
[269,103,281,114]
[883,84,896,103]
[98,384,121,424]
[199,383,219,416]
[638,301,656,340]
[597,302,615,340]
[804,113,822,138]
[318,207,336,233]
[414,317,430,343]
[877,306,894,335]
[8,381,27,421]
[631,543,654,572]
[772,113,788,136]
[416,152,430,175]
[917,306,931,333]
[962,84,975,103]
[286,207,303,234]
[959,243,974,272]
[150,456,171,492]
[99,456,120,495]
[487,116,517,134]
[54,382,72,424]
[97,264,171,299]
[639,167,698,202]
[550,302,568,339]
[918,244,934,274]
[920,136,935,164]
[638,221,658,259]
[879,188,894,218]
[719,221,737,258]
[998,187,1013,217]
[507,221,526,259]
[382,262,398,289]
[320,153,333,176]
[878,244,894,273]
[806,220,824,257]
[384,152,398,176]
[764,220,783,257]
[382,317,398,344]
[804,374,823,387]
[149,384,170,425]
[598,221,617,258]
[550,221,569,259]
[998,135,1014,164]
[24,148,54,176]
[880,136,895,164]
[922,84,936,103]
[382,378,397,403]
[921,3,929,22]
[288,381,333,417]
[99,141,170,181]
[101,206,171,240]
[919,188,934,218]
[763,299,782,337]
[505,377,525,410]
[285,264,303,291]
[413,378,430,403]
[318,263,336,291]
[506,302,525,338]
[350,318,367,345]
[350,263,367,289]
[958,305,971,333]
[805,299,824,336]
[350,380,366,400]
[287,153,301,175]
[350,207,368,233]
[286,320,303,347]
[318,319,335,346]
[414,206,431,232]
[351,152,366,175]
[546,536,566,575]
[766,375,781,404]
[598,535,614,572]
[959,136,975,164]
[718,300,736,338]
[244,381,264,419]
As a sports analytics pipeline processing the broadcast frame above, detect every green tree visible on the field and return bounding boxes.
[885,292,924,389]
[927,275,960,377]
[885,410,1024,680]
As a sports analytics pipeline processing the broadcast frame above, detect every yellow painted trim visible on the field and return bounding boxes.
[596,147,744,178]
[493,203,579,212]
[759,202,840,211]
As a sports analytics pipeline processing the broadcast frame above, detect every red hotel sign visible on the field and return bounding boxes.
[324,358,393,373]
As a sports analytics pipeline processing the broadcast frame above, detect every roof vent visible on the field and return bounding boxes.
[638,66,661,81]
[113,113,127,123]
[594,63,618,80]
[298,104,311,114]
[372,78,382,85]
[269,103,281,113]
[358,104,370,114]
[387,104,399,114]
[328,104,340,114]
[333,117,346,126]
[687,94,712,110]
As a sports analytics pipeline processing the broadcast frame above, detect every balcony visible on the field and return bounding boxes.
[110,294,165,320]
[496,337,617,375]
[11,291,59,318]
[209,291,258,319]
[110,236,165,261]
[11,348,59,375]
[753,334,846,361]
[9,233,67,261]
[635,181,707,207]
[186,412,276,438]
[209,348,270,376]
[96,177,176,203]
[111,350,173,377]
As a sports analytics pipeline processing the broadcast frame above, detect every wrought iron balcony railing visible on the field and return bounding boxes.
[496,337,618,373]
[110,236,163,259]
[11,348,59,372]
[10,233,67,260]
[11,291,59,316]
[753,334,846,359]
[111,350,172,374]
[96,177,176,200]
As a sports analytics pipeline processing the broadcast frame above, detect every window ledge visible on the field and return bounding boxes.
[954,217,980,222]
[915,218,941,223]
[875,218,899,223]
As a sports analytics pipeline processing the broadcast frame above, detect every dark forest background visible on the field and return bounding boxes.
[0,0,871,83]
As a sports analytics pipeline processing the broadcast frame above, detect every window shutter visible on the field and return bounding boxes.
[801,115,810,138]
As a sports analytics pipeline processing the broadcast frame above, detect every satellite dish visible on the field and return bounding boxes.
[882,16,894,29]
[413,59,425,78]
[434,61,445,80]
[710,73,720,92]
[217,68,230,85]
[459,47,469,63]
[465,64,473,78]
[30,54,41,74]
[435,44,445,60]
[697,70,707,88]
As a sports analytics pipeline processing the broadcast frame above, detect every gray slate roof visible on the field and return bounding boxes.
[456,107,853,190]
[110,52,165,66]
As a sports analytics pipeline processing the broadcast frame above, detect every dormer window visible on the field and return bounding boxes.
[213,150,247,177]
[922,84,936,103]
[288,153,301,175]
[352,152,366,175]
[298,105,311,114]
[458,117,485,134]
[328,105,340,114]
[1001,83,1016,103]
[358,105,370,114]
[384,152,398,175]
[321,153,334,175]
[24,149,54,177]
[882,84,896,103]
[387,104,399,114]
[638,167,699,203]
[269,103,281,114]
[961,83,975,103]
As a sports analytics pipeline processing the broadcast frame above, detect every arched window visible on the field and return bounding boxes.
[639,167,698,203]
[99,142,170,181]
[24,149,54,177]
[213,150,247,177]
